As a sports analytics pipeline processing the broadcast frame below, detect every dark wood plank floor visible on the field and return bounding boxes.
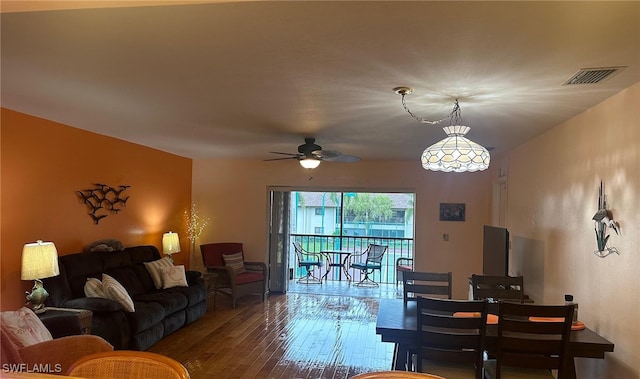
[148,282,401,379]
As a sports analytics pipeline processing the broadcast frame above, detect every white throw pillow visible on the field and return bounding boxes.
[102,274,135,312]
[0,307,52,348]
[84,277,106,298]
[143,257,173,289]
[222,252,246,274]
[161,265,188,289]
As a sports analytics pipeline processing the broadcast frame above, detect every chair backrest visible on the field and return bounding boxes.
[365,244,387,265]
[493,302,574,378]
[416,297,488,378]
[68,350,190,379]
[200,242,244,267]
[293,241,319,262]
[403,271,452,302]
[471,274,524,303]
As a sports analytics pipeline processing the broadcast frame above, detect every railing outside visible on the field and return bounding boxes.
[290,234,414,284]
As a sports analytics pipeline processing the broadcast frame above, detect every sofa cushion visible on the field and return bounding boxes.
[63,297,122,313]
[166,284,206,307]
[126,302,165,333]
[105,266,147,297]
[133,291,188,315]
[102,274,135,312]
[161,265,188,289]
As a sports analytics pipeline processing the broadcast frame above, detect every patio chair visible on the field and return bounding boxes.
[350,244,388,287]
[293,241,324,284]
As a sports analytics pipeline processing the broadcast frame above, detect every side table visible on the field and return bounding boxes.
[39,307,93,335]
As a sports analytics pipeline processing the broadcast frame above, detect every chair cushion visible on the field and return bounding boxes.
[235,271,264,285]
[352,263,381,270]
[143,257,173,289]
[483,359,555,378]
[223,252,246,274]
[0,307,52,349]
[397,265,412,271]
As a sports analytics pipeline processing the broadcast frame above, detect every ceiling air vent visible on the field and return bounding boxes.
[563,67,625,85]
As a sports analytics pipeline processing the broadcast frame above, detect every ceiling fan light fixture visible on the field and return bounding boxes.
[421,125,490,172]
[299,158,321,169]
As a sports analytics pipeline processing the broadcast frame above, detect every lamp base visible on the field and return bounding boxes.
[25,279,49,313]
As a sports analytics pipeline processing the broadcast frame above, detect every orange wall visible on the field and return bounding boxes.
[192,158,497,299]
[0,108,192,310]
[506,82,639,378]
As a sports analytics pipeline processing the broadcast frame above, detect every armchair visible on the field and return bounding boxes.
[200,242,267,308]
[349,244,388,287]
[0,307,113,374]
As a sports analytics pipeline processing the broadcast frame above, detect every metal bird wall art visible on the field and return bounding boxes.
[592,180,620,258]
[76,184,131,224]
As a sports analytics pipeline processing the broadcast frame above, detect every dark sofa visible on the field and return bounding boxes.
[42,245,207,350]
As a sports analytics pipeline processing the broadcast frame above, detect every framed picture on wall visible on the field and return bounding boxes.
[440,203,465,221]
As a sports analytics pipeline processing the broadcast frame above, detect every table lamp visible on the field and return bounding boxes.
[162,231,181,263]
[21,240,60,313]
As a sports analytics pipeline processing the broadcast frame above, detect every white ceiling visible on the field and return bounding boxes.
[2,1,639,163]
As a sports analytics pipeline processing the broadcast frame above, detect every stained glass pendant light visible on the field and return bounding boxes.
[394,87,490,173]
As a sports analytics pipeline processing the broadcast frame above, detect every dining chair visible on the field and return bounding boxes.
[200,242,267,308]
[349,244,388,287]
[293,241,324,284]
[470,275,524,303]
[483,302,574,379]
[67,350,190,378]
[403,271,452,303]
[415,297,488,379]
[396,257,414,287]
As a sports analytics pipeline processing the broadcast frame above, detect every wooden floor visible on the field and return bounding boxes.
[148,281,402,379]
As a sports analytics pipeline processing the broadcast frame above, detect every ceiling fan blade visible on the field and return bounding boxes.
[264,156,299,161]
[323,154,361,163]
[269,151,300,156]
[315,149,341,159]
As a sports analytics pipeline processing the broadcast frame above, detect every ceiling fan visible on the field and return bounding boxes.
[265,138,360,169]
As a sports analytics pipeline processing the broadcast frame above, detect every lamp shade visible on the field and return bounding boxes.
[162,232,181,255]
[421,125,490,173]
[299,158,321,169]
[21,240,60,280]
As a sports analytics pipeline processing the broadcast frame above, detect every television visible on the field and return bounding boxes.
[482,225,509,277]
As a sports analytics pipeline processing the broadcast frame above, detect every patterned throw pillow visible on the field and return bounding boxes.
[222,252,246,274]
[102,274,135,312]
[0,307,52,348]
[84,277,106,298]
[161,265,188,289]
[143,257,173,289]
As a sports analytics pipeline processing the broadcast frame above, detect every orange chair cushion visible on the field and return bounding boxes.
[453,312,499,324]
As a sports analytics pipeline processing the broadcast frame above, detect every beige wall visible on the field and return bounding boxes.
[1,109,193,310]
[192,159,496,299]
[506,82,639,378]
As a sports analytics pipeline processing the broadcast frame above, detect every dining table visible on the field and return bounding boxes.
[375,298,615,379]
